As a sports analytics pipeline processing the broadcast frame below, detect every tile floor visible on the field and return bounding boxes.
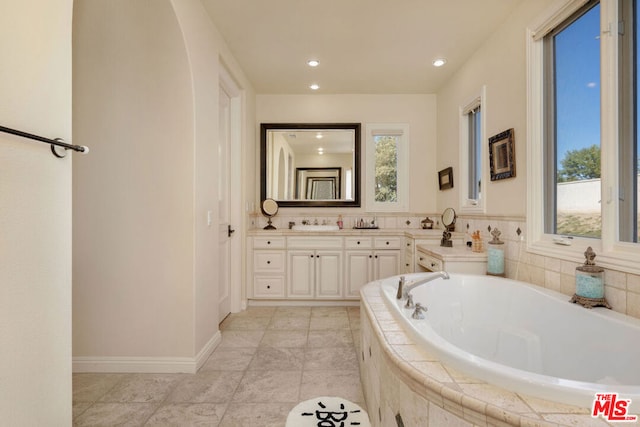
[73,306,366,426]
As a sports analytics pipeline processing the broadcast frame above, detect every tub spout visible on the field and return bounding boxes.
[402,271,450,299]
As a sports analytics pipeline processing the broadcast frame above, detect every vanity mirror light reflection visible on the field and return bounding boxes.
[260,123,361,207]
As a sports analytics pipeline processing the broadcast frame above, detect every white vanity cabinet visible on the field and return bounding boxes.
[251,237,286,298]
[344,237,401,298]
[287,237,343,299]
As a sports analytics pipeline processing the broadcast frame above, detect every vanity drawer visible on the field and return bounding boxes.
[253,276,285,297]
[288,237,342,249]
[254,251,285,272]
[253,237,286,249]
[345,237,372,249]
[374,237,402,249]
[417,252,443,271]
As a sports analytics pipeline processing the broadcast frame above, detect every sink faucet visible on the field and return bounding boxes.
[402,271,450,299]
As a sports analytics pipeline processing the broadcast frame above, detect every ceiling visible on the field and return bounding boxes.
[201,0,524,94]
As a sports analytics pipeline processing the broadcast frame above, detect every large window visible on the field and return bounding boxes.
[528,0,640,273]
[544,1,601,238]
[365,124,409,212]
[459,88,486,213]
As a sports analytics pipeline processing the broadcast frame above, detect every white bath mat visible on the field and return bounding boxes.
[286,396,371,426]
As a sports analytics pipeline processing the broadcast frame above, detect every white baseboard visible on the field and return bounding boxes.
[73,331,222,374]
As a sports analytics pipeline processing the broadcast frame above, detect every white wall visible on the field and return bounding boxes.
[0,0,73,424]
[435,0,554,216]
[72,0,255,370]
[257,94,437,213]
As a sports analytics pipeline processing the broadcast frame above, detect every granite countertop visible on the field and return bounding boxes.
[416,244,488,260]
[247,228,452,239]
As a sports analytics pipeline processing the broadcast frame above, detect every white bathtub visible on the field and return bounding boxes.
[381,272,640,408]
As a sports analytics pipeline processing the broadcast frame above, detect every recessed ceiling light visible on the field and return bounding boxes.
[307,59,320,67]
[433,58,447,67]
[309,84,319,90]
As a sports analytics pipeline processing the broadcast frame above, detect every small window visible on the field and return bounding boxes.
[544,1,601,238]
[365,124,409,212]
[459,87,486,213]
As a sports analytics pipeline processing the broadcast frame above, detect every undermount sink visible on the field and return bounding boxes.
[291,224,340,231]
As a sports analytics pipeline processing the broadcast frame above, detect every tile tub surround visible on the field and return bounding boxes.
[73,306,366,426]
[359,282,624,427]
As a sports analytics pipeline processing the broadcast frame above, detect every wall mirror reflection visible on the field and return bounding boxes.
[260,123,361,207]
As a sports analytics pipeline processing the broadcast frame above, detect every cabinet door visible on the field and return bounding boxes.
[374,250,400,280]
[315,250,343,299]
[287,250,314,298]
[345,251,373,298]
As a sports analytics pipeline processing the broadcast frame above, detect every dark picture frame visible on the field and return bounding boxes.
[489,128,515,181]
[438,167,454,190]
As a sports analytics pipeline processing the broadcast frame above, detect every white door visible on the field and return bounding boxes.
[218,85,232,322]
[374,250,400,281]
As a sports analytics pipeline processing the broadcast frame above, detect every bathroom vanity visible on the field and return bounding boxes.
[247,229,466,301]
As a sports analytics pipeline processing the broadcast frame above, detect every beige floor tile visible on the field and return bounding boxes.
[260,330,308,348]
[307,329,354,347]
[248,347,305,371]
[200,347,256,372]
[219,402,294,427]
[309,315,351,330]
[268,315,310,330]
[221,316,272,331]
[232,370,302,403]
[299,370,365,403]
[304,346,359,370]
[74,402,158,427]
[99,373,183,403]
[145,403,227,426]
[311,306,349,317]
[167,371,244,403]
[273,306,311,318]
[73,373,127,403]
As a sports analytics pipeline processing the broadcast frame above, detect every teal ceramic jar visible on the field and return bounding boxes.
[575,247,604,299]
[487,228,505,277]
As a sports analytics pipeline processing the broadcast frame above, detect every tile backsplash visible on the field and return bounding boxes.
[248,212,640,320]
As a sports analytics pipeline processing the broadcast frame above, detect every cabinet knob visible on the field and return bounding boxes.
[310,254,314,258]
[267,241,271,245]
[368,255,372,258]
[406,263,410,267]
[267,260,271,264]
[406,243,410,247]
[375,255,378,259]
[431,263,437,268]
[267,285,271,289]
[419,257,424,261]
[386,241,390,245]
[357,241,361,245]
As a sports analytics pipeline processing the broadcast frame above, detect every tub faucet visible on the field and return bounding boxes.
[412,303,428,319]
[396,276,406,299]
[402,271,450,299]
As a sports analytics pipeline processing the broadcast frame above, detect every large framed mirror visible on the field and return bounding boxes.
[260,123,361,207]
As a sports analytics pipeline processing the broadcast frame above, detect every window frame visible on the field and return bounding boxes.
[527,0,640,274]
[365,123,410,212]
[459,86,487,214]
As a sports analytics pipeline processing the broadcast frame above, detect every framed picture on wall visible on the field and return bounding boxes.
[489,128,515,181]
[438,167,454,190]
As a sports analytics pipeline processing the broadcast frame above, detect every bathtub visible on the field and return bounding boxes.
[380,272,640,408]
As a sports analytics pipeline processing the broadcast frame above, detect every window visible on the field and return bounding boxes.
[544,1,601,238]
[619,0,640,242]
[527,0,640,273]
[365,124,409,212]
[459,87,486,213]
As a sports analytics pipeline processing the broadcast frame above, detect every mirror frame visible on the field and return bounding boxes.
[260,123,361,208]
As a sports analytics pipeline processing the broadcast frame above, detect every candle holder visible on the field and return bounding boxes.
[569,247,611,309]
